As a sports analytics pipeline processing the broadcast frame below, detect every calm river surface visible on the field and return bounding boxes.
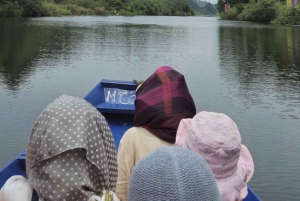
[0,16,299,200]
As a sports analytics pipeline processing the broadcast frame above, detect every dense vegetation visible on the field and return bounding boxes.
[218,0,300,25]
[0,0,195,17]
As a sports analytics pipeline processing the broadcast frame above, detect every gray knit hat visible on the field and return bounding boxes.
[128,147,221,201]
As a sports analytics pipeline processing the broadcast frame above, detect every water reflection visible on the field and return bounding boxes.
[93,23,177,65]
[218,25,300,119]
[0,18,39,90]
[0,18,86,91]
[0,18,199,92]
[0,19,178,91]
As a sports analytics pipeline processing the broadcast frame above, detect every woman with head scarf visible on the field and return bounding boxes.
[175,111,255,201]
[116,66,196,201]
[128,146,221,201]
[0,95,119,201]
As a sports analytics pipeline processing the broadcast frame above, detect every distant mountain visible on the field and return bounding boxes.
[190,0,210,8]
[198,1,209,7]
[201,3,218,15]
[188,0,217,15]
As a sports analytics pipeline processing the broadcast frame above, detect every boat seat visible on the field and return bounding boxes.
[96,103,135,114]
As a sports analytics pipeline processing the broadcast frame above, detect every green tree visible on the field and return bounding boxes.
[217,0,249,12]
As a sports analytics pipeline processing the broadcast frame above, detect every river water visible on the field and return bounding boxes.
[0,16,299,200]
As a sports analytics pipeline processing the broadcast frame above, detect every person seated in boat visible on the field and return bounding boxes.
[116,66,196,201]
[128,146,221,201]
[175,111,255,201]
[23,95,119,201]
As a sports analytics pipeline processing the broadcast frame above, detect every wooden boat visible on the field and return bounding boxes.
[0,79,261,201]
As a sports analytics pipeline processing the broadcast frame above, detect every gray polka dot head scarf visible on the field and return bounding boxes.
[26,95,118,201]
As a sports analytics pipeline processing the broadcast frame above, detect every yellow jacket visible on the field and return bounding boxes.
[115,127,173,201]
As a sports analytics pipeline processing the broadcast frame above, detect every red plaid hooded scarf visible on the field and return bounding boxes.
[134,66,196,143]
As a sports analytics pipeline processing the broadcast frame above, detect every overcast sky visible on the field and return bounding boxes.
[202,0,218,4]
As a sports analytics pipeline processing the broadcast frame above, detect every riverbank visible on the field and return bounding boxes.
[220,1,300,25]
[0,0,195,17]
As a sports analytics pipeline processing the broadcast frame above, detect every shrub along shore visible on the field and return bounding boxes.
[0,0,195,17]
[218,0,300,25]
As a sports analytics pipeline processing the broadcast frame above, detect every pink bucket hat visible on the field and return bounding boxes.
[175,111,254,201]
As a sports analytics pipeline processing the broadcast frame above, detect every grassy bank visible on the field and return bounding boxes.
[220,0,300,25]
[41,3,107,16]
[0,0,195,17]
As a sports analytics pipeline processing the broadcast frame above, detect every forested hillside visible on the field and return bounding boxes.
[0,0,195,17]
[218,0,300,25]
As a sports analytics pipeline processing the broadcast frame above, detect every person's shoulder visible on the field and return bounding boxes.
[0,176,33,201]
[119,127,143,150]
[122,127,148,138]
[121,127,155,144]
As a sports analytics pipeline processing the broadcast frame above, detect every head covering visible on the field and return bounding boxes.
[175,111,254,201]
[134,66,196,143]
[128,147,221,201]
[26,95,118,201]
[0,176,33,201]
